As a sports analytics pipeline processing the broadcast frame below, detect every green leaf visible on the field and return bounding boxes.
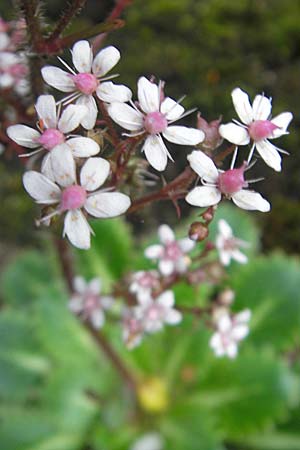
[232,254,300,350]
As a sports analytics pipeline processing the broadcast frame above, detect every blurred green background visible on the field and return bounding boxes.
[0,1,300,449]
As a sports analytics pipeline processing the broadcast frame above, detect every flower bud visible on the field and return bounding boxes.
[218,288,235,306]
[189,221,209,242]
[197,113,223,151]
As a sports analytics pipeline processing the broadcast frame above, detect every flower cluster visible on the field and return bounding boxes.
[0,16,29,95]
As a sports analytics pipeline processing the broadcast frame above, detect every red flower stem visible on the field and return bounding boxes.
[53,236,137,391]
[47,0,88,42]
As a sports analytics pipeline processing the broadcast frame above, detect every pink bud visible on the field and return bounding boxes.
[38,128,65,150]
[248,120,278,141]
[72,73,98,95]
[218,163,248,195]
[197,113,223,150]
[144,112,168,134]
[60,185,87,211]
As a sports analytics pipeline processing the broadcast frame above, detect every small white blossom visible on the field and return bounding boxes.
[107,76,205,171]
[145,224,195,276]
[210,309,251,358]
[130,433,164,450]
[219,88,293,171]
[135,290,182,334]
[129,270,160,302]
[41,40,132,129]
[22,150,131,249]
[69,276,113,328]
[186,150,270,212]
[216,219,249,266]
[7,95,100,178]
[122,307,145,350]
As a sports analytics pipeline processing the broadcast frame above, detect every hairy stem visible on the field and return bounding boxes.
[48,0,88,41]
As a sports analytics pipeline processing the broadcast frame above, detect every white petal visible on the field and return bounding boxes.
[158,224,174,244]
[0,33,9,51]
[88,277,102,294]
[107,102,143,131]
[231,87,253,125]
[232,190,271,212]
[232,324,249,341]
[186,186,221,207]
[252,94,272,120]
[91,310,105,329]
[232,250,248,264]
[72,40,93,73]
[160,97,184,121]
[96,81,132,103]
[218,314,232,332]
[210,333,223,352]
[218,219,232,239]
[144,244,163,259]
[76,95,98,130]
[41,153,55,181]
[163,126,205,145]
[58,104,88,133]
[67,137,100,157]
[41,66,75,92]
[143,135,169,172]
[92,46,120,77]
[226,343,238,358]
[80,157,110,191]
[255,140,281,172]
[35,95,57,128]
[187,150,219,182]
[23,171,60,204]
[158,259,175,276]
[73,276,87,294]
[165,309,182,325]
[69,296,84,313]
[157,290,174,308]
[235,309,251,323]
[63,209,91,249]
[219,122,250,145]
[7,125,41,148]
[178,237,195,253]
[51,144,76,187]
[137,76,159,113]
[219,249,231,266]
[271,112,293,138]
[84,192,131,218]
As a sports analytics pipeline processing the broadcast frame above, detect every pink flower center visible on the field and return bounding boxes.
[72,73,98,95]
[138,272,158,288]
[164,241,183,261]
[218,163,248,195]
[38,128,65,151]
[248,120,278,141]
[60,185,87,211]
[147,304,163,321]
[144,111,168,134]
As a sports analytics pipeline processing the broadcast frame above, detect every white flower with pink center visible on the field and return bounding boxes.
[129,270,160,302]
[22,149,131,249]
[122,307,145,350]
[69,276,113,328]
[210,309,251,358]
[41,40,132,130]
[219,88,293,172]
[135,290,182,334]
[144,224,195,276]
[216,219,249,266]
[186,150,270,212]
[107,76,205,171]
[7,95,100,179]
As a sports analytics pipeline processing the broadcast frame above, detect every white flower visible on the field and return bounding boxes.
[216,219,249,266]
[186,150,271,212]
[7,95,100,178]
[135,290,182,334]
[107,76,205,171]
[22,149,131,249]
[129,270,160,302]
[130,433,164,450]
[122,307,145,350]
[41,40,132,129]
[144,224,195,276]
[219,87,293,171]
[69,276,113,328]
[210,309,251,358]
